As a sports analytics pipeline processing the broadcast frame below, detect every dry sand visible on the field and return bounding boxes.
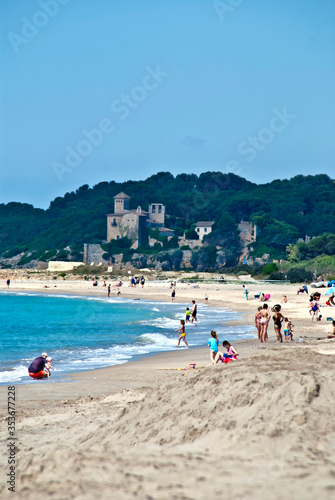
[1,275,335,499]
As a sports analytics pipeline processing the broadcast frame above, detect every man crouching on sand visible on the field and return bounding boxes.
[28,352,48,379]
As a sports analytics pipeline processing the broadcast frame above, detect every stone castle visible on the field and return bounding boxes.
[107,192,166,248]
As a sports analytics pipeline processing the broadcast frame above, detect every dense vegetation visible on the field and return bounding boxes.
[0,172,334,271]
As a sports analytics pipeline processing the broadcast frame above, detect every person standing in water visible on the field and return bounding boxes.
[191,300,198,324]
[175,320,188,348]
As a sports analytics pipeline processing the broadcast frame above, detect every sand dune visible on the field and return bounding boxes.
[1,345,335,499]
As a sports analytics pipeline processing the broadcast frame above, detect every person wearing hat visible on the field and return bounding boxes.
[28,352,49,379]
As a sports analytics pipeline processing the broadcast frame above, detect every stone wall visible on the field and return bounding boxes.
[83,244,109,265]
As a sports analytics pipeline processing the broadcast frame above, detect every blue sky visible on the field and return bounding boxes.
[0,0,334,208]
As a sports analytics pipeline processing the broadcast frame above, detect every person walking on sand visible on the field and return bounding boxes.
[283,318,294,342]
[259,304,271,342]
[208,330,220,365]
[175,320,188,348]
[191,300,198,324]
[107,284,111,298]
[171,289,176,302]
[310,298,320,321]
[243,285,249,300]
[273,305,284,343]
[6,279,10,288]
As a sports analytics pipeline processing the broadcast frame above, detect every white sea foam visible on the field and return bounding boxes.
[0,365,28,383]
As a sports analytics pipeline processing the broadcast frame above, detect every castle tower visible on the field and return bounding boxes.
[148,203,165,226]
[114,192,131,213]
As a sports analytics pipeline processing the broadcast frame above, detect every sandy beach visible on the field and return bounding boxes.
[1,274,335,499]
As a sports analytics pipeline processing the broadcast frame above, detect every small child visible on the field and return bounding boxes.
[222,341,239,359]
[44,356,54,378]
[185,307,191,323]
[208,330,220,365]
[175,320,188,348]
[204,294,208,303]
[283,318,293,341]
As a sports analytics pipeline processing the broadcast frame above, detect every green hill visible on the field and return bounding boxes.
[0,172,334,269]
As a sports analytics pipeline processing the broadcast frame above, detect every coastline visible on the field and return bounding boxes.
[1,277,335,499]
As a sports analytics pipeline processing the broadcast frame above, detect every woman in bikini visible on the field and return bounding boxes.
[259,304,271,342]
[273,305,284,342]
[255,306,263,342]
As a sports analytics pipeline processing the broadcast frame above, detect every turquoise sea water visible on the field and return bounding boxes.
[0,292,256,384]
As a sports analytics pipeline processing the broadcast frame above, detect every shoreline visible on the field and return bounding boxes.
[0,286,256,388]
[0,278,332,395]
[1,277,335,499]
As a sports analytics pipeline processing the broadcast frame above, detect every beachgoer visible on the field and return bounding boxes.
[208,331,219,365]
[171,289,176,302]
[28,352,48,379]
[140,276,145,288]
[107,284,111,298]
[283,318,293,342]
[327,320,335,339]
[6,279,10,287]
[204,294,208,303]
[259,304,271,342]
[191,300,197,324]
[93,281,98,286]
[222,340,239,359]
[176,320,188,348]
[281,295,288,304]
[185,307,191,323]
[273,305,284,343]
[255,306,263,342]
[44,356,54,378]
[102,281,106,287]
[310,299,320,321]
[243,285,249,300]
[260,293,266,302]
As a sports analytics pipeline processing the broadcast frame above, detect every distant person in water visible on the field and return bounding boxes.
[175,320,188,348]
[28,353,48,379]
[191,300,197,324]
[185,307,191,323]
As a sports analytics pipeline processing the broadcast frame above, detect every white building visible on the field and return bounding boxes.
[195,221,214,241]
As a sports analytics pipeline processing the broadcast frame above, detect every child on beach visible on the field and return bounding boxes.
[44,357,54,378]
[222,341,239,359]
[283,318,293,341]
[185,307,191,323]
[208,330,219,365]
[175,320,188,348]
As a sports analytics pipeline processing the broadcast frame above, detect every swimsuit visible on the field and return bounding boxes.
[284,329,291,336]
[260,318,267,324]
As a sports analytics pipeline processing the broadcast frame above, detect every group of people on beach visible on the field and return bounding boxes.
[254,303,293,343]
[175,300,198,347]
